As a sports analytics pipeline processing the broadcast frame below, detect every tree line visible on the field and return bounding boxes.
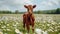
[0,8,60,14]
[34,8,60,14]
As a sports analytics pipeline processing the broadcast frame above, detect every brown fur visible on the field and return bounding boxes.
[23,5,36,33]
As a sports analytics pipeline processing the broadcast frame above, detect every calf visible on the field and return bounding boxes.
[23,5,36,33]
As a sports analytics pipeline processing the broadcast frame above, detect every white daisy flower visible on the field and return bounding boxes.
[15,29,23,34]
[35,28,43,34]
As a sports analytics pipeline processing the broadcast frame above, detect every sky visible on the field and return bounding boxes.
[0,0,60,12]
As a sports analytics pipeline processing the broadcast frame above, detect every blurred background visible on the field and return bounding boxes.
[0,0,60,14]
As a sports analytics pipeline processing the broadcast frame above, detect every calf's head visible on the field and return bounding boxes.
[24,5,36,14]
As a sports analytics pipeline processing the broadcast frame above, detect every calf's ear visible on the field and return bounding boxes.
[33,5,36,8]
[24,5,28,8]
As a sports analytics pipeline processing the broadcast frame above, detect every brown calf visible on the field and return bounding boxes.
[23,5,36,33]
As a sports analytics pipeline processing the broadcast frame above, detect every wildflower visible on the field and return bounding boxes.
[1,26,6,28]
[15,29,23,34]
[51,22,56,25]
[7,24,9,26]
[59,22,60,24]
[0,24,1,25]
[43,21,46,23]
[35,28,43,34]
[47,29,53,32]
[7,29,11,31]
[5,33,7,34]
[0,31,3,34]
[47,24,50,26]
[1,21,3,23]
[13,24,16,27]
[55,29,57,32]
[3,29,6,31]
[42,31,48,34]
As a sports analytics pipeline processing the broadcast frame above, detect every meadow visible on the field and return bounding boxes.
[0,14,60,34]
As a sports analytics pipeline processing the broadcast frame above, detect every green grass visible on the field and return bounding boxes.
[0,14,60,34]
